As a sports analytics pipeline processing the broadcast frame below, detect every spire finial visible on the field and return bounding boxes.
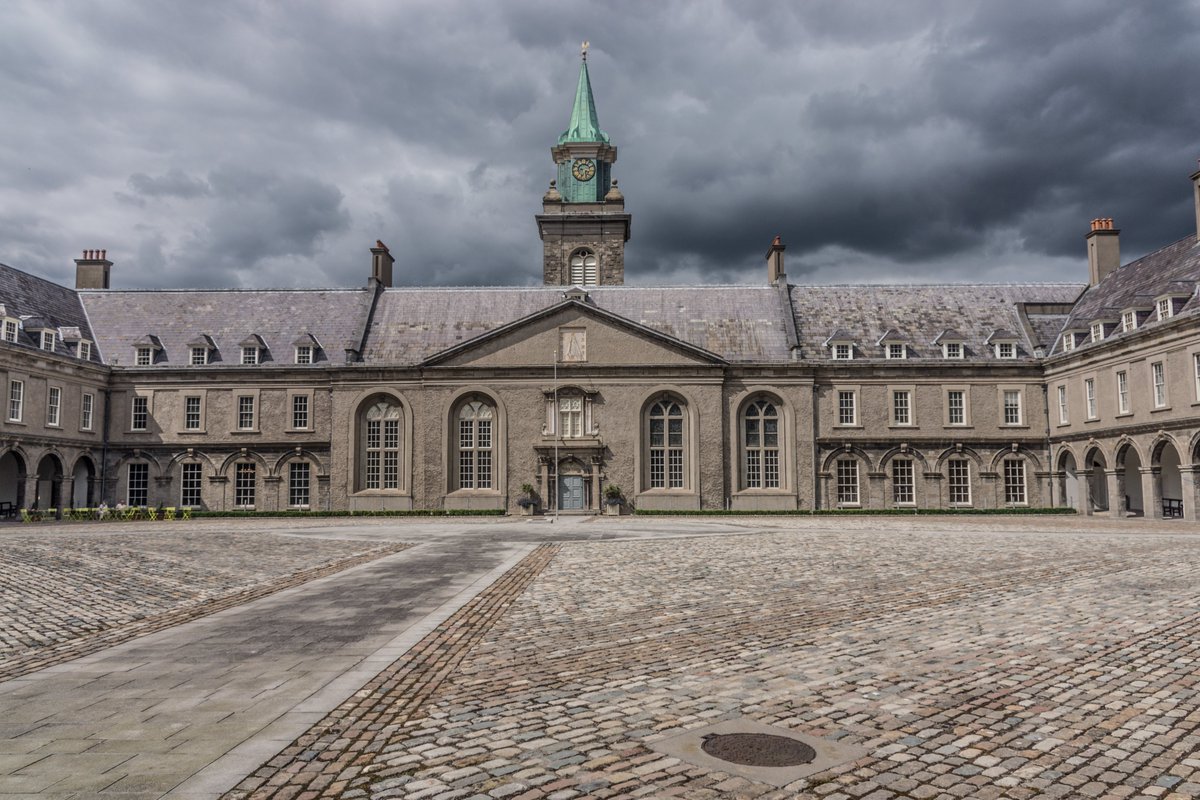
[581,40,589,61]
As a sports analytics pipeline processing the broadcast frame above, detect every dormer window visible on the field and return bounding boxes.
[295,345,312,365]
[1062,333,1076,353]
[2,319,17,343]
[996,342,1016,359]
[40,331,55,352]
[136,346,153,366]
[1157,298,1172,320]
[1090,323,1104,343]
[833,344,853,360]
[943,342,963,359]
[77,341,91,361]
[292,333,321,365]
[1121,310,1138,332]
[187,334,216,366]
[241,346,259,365]
[191,347,208,366]
[887,343,906,360]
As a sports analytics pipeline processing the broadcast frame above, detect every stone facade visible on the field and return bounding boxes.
[1,61,1198,520]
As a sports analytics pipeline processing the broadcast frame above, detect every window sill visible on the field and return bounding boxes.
[1084,417,1101,424]
[945,424,973,429]
[888,424,916,429]
[6,420,25,426]
[446,488,500,495]
[834,424,863,429]
[45,424,61,430]
[733,489,792,496]
[1150,406,1171,413]
[1000,424,1030,429]
[1115,412,1133,418]
[126,429,149,434]
[78,428,95,434]
[286,428,313,433]
[230,429,261,434]
[352,489,411,496]
[180,429,207,435]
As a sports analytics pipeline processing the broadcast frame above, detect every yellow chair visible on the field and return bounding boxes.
[163,507,176,521]
[146,507,158,521]
[181,507,193,520]
[19,508,33,523]
[120,507,136,521]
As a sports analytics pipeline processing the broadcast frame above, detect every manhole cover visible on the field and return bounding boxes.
[700,732,816,767]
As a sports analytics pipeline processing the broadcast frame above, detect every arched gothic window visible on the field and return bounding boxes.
[646,399,685,489]
[742,398,779,489]
[361,400,402,490]
[568,249,598,286]
[456,399,494,489]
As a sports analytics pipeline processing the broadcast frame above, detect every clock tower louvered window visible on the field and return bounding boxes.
[568,250,598,286]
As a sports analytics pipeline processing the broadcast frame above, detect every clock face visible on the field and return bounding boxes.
[571,158,596,182]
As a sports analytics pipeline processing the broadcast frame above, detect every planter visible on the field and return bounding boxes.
[519,504,536,516]
[605,502,621,516]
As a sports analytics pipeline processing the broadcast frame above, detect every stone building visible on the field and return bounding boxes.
[1,54,1197,519]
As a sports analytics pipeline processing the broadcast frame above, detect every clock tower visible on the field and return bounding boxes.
[537,44,631,286]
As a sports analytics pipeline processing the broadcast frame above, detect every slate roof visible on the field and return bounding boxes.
[1055,236,1200,353]
[789,283,1086,360]
[78,289,372,367]
[0,262,99,361]
[362,286,795,364]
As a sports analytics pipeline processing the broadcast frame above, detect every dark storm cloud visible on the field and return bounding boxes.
[0,0,1197,290]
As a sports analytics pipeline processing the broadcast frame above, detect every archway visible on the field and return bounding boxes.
[1058,450,1081,510]
[0,451,26,512]
[35,454,64,509]
[1156,442,1183,518]
[72,457,96,508]
[1120,445,1143,516]
[1084,448,1108,512]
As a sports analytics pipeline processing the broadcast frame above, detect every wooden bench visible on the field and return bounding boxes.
[1163,498,1183,518]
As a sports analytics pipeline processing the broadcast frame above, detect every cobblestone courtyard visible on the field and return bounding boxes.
[1,516,1199,799]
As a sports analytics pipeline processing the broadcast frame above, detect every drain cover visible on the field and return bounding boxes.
[701,732,816,767]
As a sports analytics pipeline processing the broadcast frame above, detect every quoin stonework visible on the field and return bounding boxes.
[2,54,1199,519]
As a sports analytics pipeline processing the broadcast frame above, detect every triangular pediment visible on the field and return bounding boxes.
[422,300,726,368]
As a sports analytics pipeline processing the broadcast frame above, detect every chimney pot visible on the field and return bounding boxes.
[1085,217,1120,286]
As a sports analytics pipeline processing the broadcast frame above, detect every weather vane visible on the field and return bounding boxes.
[581,40,589,61]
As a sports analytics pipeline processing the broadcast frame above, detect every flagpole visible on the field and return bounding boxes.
[553,348,559,522]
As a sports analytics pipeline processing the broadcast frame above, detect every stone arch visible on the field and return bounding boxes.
[1151,436,1184,518]
[0,448,27,510]
[1188,429,1200,466]
[990,446,1041,506]
[33,452,65,509]
[69,453,98,508]
[274,448,328,477]
[988,445,1043,473]
[821,445,872,508]
[166,449,218,474]
[878,446,929,508]
[217,449,271,478]
[1056,446,1083,511]
[933,446,983,508]
[933,445,983,474]
[111,450,165,508]
[1114,440,1143,515]
[1112,439,1140,468]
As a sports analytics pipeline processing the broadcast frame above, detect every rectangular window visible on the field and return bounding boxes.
[1152,361,1166,407]
[8,379,23,422]
[46,386,61,427]
[190,347,207,366]
[234,462,256,506]
[40,331,55,352]
[1003,390,1022,425]
[1085,378,1097,419]
[383,419,400,489]
[1003,459,1027,505]
[1062,334,1075,353]
[3,320,16,343]
[1090,323,1104,343]
[947,390,965,426]
[292,395,309,430]
[943,342,962,359]
[289,462,310,507]
[997,342,1016,359]
[81,392,94,430]
[127,463,148,506]
[131,395,148,431]
[185,396,202,430]
[833,343,852,360]
[295,345,312,365]
[892,390,911,425]
[887,343,905,359]
[237,395,255,430]
[136,347,152,366]
[77,341,91,361]
[836,459,859,506]
[892,459,914,505]
[477,419,493,489]
[1117,370,1129,414]
[1057,385,1068,424]
[558,396,583,438]
[948,459,971,505]
[1122,311,1137,332]
[837,390,856,425]
[366,419,382,489]
[241,346,258,365]
[1157,298,1172,321]
[180,463,203,507]
[1194,355,1200,403]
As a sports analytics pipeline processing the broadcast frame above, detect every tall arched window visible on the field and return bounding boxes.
[457,399,494,489]
[568,249,598,286]
[742,398,779,489]
[361,400,402,490]
[647,399,685,489]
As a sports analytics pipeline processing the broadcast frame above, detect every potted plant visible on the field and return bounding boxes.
[603,484,623,516]
[517,483,538,516]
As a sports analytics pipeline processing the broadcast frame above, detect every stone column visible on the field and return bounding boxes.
[263,475,282,511]
[23,475,39,509]
[1179,467,1198,522]
[60,476,75,510]
[922,473,941,510]
[538,458,550,510]
[1105,470,1124,517]
[978,471,998,509]
[867,472,886,510]
[590,456,602,512]
[1141,467,1161,519]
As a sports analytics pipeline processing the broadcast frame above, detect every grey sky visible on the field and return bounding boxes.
[2,0,1198,290]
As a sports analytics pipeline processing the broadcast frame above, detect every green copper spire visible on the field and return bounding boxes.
[558,42,609,144]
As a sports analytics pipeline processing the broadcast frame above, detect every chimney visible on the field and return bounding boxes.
[766,235,786,286]
[1085,218,1119,286]
[74,249,112,289]
[370,239,394,287]
[1190,161,1200,243]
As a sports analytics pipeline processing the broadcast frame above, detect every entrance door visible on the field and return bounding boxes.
[559,475,586,510]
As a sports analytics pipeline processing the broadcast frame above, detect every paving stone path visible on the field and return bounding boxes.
[2,516,1200,799]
